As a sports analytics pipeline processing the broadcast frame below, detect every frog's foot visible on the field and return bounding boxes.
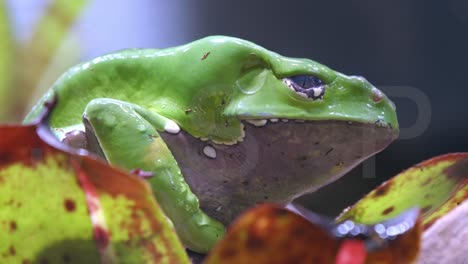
[79,98,224,253]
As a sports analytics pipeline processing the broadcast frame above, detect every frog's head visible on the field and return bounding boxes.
[229,57,398,135]
[160,36,399,224]
[168,36,397,144]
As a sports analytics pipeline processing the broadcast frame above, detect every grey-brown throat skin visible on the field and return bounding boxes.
[160,120,398,225]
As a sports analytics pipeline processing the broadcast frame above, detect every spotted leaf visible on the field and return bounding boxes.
[205,204,421,264]
[0,123,189,263]
[338,153,468,230]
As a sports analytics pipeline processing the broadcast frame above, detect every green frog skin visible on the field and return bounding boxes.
[24,36,399,253]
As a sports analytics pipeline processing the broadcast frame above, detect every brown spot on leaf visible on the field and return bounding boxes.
[22,259,31,264]
[382,206,394,215]
[420,177,433,186]
[444,158,468,181]
[9,245,15,256]
[64,199,76,212]
[373,182,393,197]
[9,221,17,232]
[421,206,432,214]
[39,258,49,264]
[415,165,422,170]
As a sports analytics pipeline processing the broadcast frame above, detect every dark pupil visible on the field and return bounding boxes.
[290,75,324,88]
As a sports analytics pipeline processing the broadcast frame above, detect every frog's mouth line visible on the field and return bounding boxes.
[240,118,394,129]
[235,117,395,145]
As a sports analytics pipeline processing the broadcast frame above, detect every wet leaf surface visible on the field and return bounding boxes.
[0,123,189,263]
[205,204,421,264]
[339,153,468,230]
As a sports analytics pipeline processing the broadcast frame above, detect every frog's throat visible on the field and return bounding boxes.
[160,120,399,224]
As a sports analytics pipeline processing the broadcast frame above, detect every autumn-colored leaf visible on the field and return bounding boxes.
[338,153,468,230]
[0,123,189,263]
[205,204,421,264]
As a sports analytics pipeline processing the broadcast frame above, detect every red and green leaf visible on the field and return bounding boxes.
[205,204,421,264]
[0,124,189,263]
[339,153,468,229]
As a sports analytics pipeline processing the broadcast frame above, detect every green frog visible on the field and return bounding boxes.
[24,36,399,253]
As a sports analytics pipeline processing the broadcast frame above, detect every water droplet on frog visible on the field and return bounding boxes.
[194,213,212,226]
[236,69,267,95]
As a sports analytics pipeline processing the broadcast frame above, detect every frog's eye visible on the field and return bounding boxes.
[283,75,325,100]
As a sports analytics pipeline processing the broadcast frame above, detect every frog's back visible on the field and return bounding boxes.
[24,36,278,127]
[24,49,170,127]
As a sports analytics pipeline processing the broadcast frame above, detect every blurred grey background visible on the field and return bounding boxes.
[7,0,468,215]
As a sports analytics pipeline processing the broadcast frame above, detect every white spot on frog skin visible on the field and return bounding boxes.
[245,119,268,127]
[164,120,180,134]
[297,92,308,98]
[313,88,322,97]
[203,145,217,159]
[270,118,279,122]
[281,119,289,122]
[239,123,246,140]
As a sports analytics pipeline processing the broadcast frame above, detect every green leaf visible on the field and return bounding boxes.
[338,153,468,229]
[0,123,189,263]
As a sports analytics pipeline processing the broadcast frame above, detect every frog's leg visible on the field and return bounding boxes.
[82,98,225,253]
